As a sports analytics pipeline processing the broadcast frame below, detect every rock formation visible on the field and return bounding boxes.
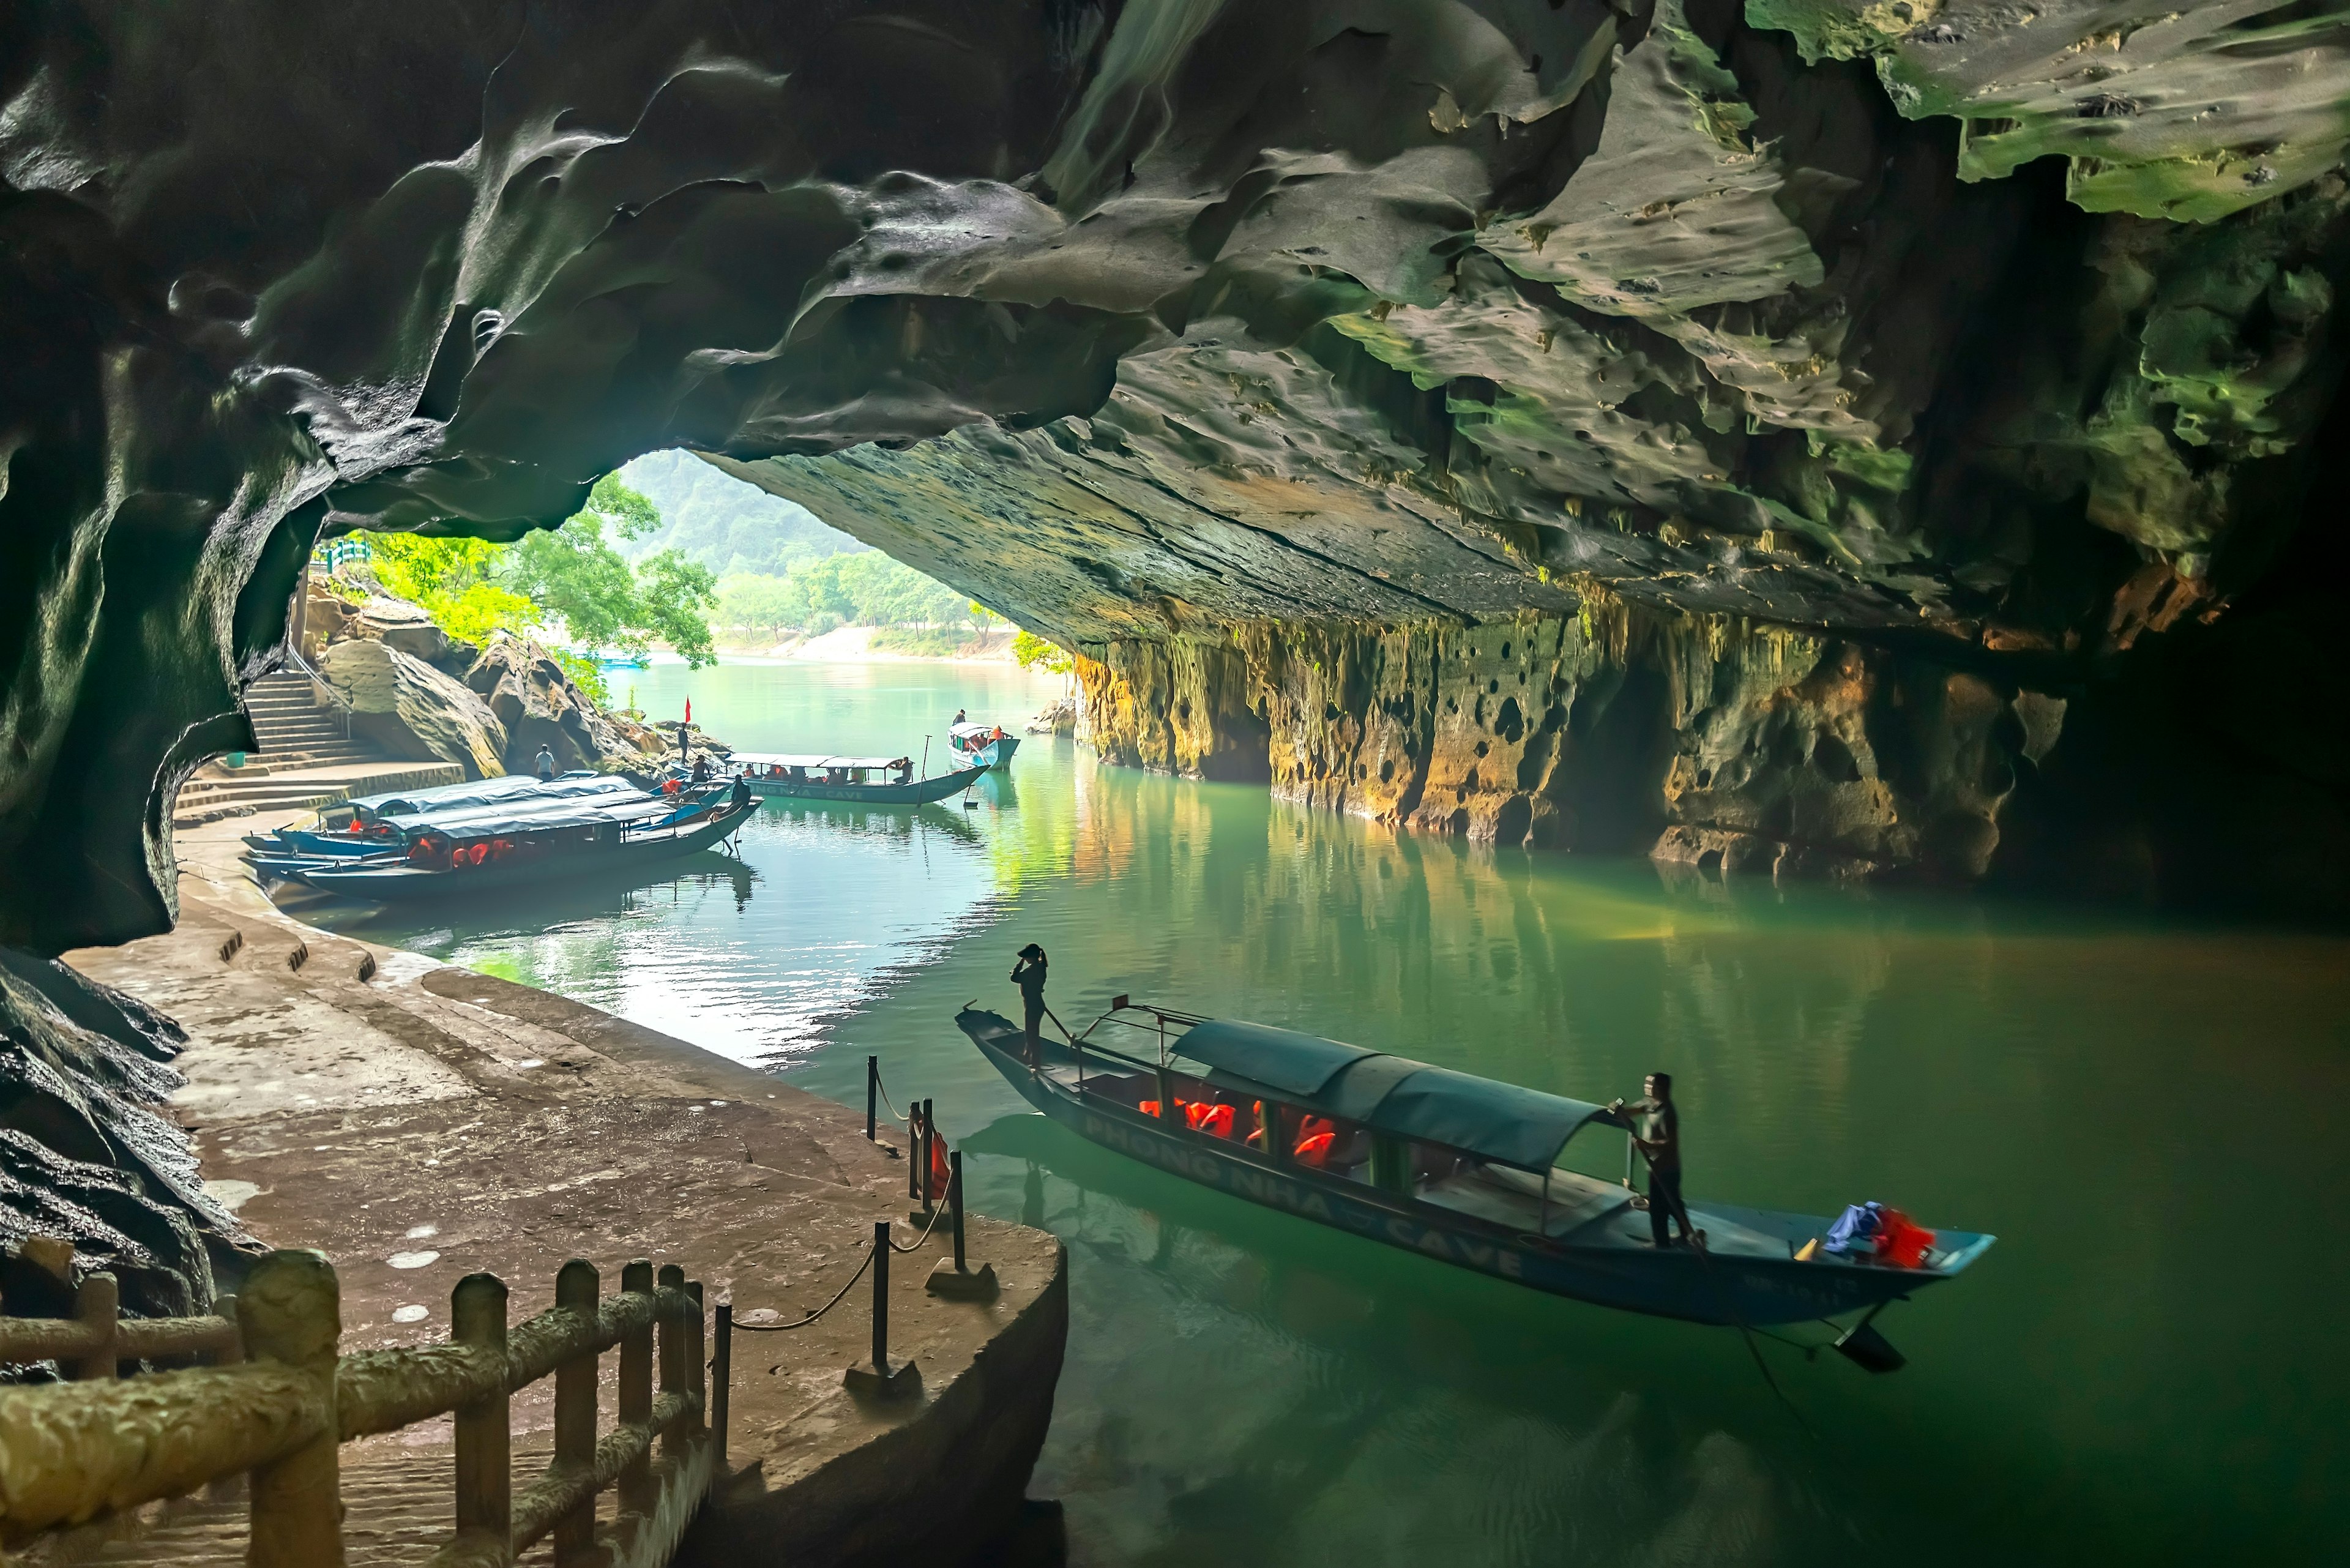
[320,637,510,781]
[5,0,2350,960]
[0,950,252,1322]
[464,637,670,775]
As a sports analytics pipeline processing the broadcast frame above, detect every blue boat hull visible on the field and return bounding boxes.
[950,734,1020,770]
[292,800,758,901]
[958,1008,1985,1330]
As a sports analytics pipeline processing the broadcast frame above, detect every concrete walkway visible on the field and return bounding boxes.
[59,812,1067,1566]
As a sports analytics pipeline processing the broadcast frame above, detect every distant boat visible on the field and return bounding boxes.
[947,720,1020,771]
[279,793,757,901]
[959,999,1994,1368]
[724,753,989,806]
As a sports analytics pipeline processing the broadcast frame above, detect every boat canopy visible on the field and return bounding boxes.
[351,773,623,818]
[729,753,911,771]
[406,796,679,842]
[1171,1017,1612,1172]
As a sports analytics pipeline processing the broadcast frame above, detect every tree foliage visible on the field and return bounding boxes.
[348,473,718,677]
[714,552,979,638]
[1013,630,1075,674]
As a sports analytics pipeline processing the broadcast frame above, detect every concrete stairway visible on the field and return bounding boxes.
[171,671,466,827]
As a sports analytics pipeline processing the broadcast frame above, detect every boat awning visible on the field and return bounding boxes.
[1174,1019,1375,1097]
[355,774,627,818]
[728,753,909,770]
[407,797,674,841]
[1172,1017,1613,1171]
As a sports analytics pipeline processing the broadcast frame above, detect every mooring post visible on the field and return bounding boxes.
[452,1272,512,1555]
[70,1271,118,1381]
[908,1102,922,1200]
[866,1055,878,1141]
[657,1264,689,1459]
[927,1149,1001,1301]
[686,1280,706,1437]
[240,1250,345,1568]
[617,1258,655,1522]
[951,1151,968,1274]
[712,1301,732,1470]
[871,1221,890,1370]
[921,1099,936,1209]
[553,1260,599,1568]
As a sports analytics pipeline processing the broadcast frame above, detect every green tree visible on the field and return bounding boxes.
[506,477,718,665]
[1013,630,1074,674]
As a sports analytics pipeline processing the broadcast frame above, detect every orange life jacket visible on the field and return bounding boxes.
[1293,1117,1336,1165]
[468,842,490,866]
[929,1132,952,1195]
[1185,1102,1235,1139]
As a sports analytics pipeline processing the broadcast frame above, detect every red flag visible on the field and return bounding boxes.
[684,698,691,724]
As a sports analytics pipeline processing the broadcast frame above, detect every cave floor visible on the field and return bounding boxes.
[60,812,1065,1564]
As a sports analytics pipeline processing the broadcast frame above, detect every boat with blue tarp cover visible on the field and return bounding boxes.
[259,788,756,900]
[242,773,641,857]
[947,720,1020,771]
[958,999,1993,1367]
[724,752,988,805]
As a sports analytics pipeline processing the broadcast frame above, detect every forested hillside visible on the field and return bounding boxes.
[614,449,865,575]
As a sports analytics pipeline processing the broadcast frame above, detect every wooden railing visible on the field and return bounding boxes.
[0,1247,718,1567]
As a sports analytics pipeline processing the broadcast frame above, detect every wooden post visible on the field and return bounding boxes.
[451,1273,511,1555]
[211,1292,243,1364]
[870,1222,890,1372]
[70,1272,118,1381]
[241,1249,345,1568]
[553,1260,599,1568]
[866,1056,878,1141]
[951,1152,968,1274]
[617,1258,655,1523]
[657,1263,688,1459]
[686,1281,706,1435]
[712,1302,731,1470]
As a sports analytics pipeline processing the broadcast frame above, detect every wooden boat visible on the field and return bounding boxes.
[947,721,1020,771]
[958,1000,1993,1367]
[286,795,757,901]
[243,774,638,857]
[723,753,989,806]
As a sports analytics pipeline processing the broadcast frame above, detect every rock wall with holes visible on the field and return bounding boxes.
[1078,603,2054,883]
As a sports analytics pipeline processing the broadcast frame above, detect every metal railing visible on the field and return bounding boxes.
[0,1247,717,1567]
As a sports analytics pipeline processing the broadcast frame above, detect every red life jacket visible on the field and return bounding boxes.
[929,1132,952,1195]
[1185,1102,1235,1139]
[1293,1131,1336,1167]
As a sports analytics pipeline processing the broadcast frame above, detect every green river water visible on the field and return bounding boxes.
[316,657,2349,1566]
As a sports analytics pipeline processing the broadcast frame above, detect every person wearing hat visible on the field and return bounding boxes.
[1010,943,1049,1065]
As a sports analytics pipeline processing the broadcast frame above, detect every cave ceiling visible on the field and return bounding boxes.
[5,0,2350,946]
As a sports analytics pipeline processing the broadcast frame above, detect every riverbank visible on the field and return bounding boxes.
[718,624,1016,665]
[63,809,1067,1566]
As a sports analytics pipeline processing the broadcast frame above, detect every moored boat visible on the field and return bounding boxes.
[947,720,1020,771]
[958,999,1992,1365]
[724,753,989,806]
[242,773,640,857]
[283,793,756,901]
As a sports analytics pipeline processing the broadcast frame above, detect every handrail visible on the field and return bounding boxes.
[0,1249,717,1567]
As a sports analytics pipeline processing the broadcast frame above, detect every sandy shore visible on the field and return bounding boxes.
[64,810,1067,1563]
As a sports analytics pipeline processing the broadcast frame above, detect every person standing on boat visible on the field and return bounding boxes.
[1608,1073,1692,1248]
[1011,943,1048,1066]
[676,719,691,766]
[534,743,556,782]
[953,707,968,727]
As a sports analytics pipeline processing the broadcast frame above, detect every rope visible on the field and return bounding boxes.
[871,1064,909,1126]
[889,1196,949,1254]
[729,1236,878,1333]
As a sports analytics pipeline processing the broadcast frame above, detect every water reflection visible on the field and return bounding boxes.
[338,659,2349,1566]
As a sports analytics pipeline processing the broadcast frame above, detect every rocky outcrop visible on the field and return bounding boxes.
[5,2,2350,950]
[464,637,665,775]
[0,950,252,1323]
[321,638,509,781]
[1080,602,2048,884]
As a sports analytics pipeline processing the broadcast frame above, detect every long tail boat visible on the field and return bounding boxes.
[724,753,989,805]
[280,794,757,900]
[957,999,1993,1369]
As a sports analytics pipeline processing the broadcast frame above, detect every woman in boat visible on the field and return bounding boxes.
[1010,943,1048,1065]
